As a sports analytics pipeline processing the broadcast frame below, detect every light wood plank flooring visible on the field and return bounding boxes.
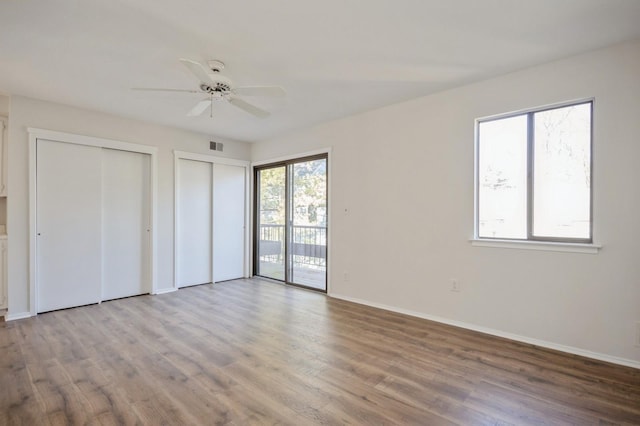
[1,278,639,425]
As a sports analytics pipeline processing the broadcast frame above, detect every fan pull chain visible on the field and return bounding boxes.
[210,93,213,118]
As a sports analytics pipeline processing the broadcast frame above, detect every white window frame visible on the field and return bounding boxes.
[472,99,601,254]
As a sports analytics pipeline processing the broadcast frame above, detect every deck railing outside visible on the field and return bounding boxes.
[258,224,327,268]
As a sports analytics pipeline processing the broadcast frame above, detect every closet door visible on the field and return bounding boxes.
[102,149,151,300]
[36,140,102,312]
[177,159,213,287]
[213,163,245,282]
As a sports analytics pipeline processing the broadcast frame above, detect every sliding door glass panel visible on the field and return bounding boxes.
[290,159,327,290]
[256,166,286,280]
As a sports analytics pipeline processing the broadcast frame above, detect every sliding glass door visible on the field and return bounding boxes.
[290,159,327,288]
[255,155,328,291]
[256,166,286,281]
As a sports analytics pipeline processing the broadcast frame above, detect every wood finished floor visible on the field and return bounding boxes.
[1,278,639,425]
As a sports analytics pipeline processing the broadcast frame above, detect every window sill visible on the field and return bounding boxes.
[470,238,601,254]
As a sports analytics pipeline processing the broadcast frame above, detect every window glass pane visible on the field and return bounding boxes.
[533,103,591,239]
[257,166,286,281]
[291,159,327,290]
[478,115,528,239]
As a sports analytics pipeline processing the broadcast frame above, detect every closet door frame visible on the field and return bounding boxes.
[173,151,250,290]
[28,128,158,317]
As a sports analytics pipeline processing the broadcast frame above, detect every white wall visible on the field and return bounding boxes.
[0,95,9,115]
[252,40,640,365]
[8,96,250,316]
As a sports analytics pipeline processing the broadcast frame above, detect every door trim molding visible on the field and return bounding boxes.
[28,128,158,316]
[252,148,332,168]
[173,151,251,290]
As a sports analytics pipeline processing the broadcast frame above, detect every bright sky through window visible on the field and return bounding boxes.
[477,101,592,242]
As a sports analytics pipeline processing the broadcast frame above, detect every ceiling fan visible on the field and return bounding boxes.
[133,59,285,118]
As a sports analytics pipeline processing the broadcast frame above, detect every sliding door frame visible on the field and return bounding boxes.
[252,148,331,293]
[28,128,158,317]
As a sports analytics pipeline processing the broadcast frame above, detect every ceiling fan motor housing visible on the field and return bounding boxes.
[200,82,231,94]
[199,72,233,94]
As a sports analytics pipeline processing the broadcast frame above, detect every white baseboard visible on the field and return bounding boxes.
[153,287,177,295]
[6,311,33,321]
[329,292,640,370]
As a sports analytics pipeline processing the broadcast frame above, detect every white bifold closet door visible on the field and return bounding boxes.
[36,140,151,313]
[101,148,151,300]
[36,140,103,313]
[213,163,245,282]
[176,159,213,287]
[176,158,246,287]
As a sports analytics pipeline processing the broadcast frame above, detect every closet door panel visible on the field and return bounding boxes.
[177,159,213,287]
[36,139,102,313]
[213,163,245,282]
[102,149,151,300]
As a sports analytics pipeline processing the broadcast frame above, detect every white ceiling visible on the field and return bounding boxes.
[2,0,640,143]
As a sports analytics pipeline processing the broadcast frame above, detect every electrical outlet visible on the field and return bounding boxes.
[343,271,349,282]
[636,322,640,347]
[450,279,461,292]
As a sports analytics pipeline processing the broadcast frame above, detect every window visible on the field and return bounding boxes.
[476,100,592,243]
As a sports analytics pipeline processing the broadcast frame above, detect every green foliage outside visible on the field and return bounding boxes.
[259,159,327,227]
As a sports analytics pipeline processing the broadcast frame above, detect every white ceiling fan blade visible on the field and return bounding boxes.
[179,58,215,85]
[132,87,201,93]
[232,86,286,97]
[187,99,212,116]
[227,97,270,118]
